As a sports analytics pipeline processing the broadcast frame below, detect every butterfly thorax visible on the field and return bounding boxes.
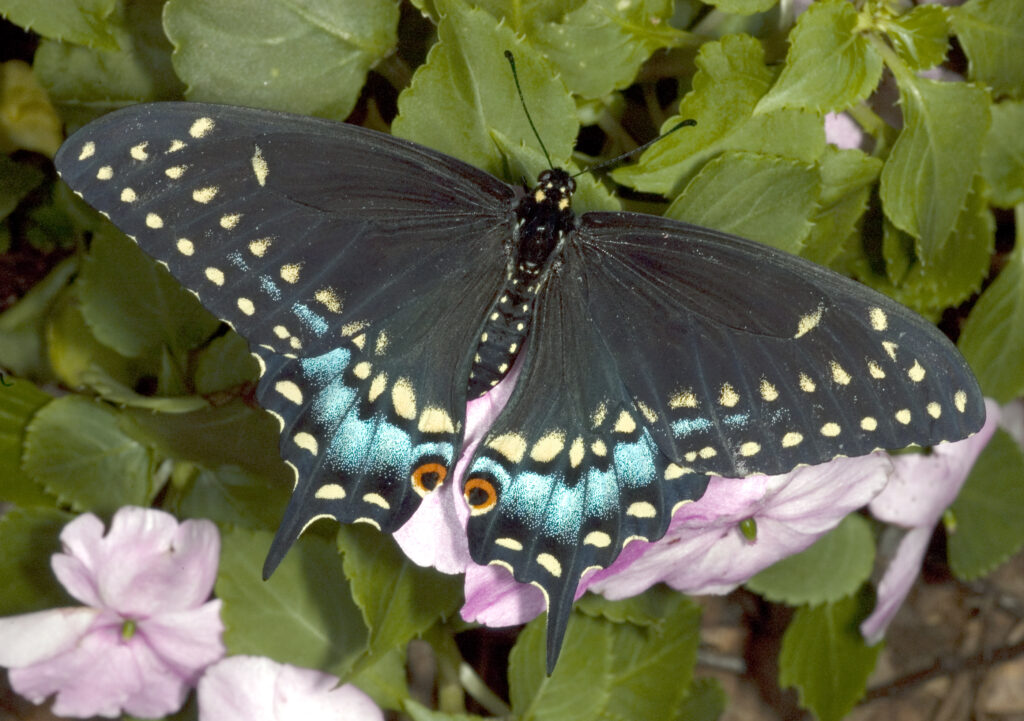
[466,169,577,398]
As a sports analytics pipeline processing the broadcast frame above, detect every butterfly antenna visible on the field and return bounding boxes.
[573,118,697,179]
[504,50,554,169]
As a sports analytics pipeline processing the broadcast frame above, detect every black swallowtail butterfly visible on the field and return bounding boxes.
[55,101,985,672]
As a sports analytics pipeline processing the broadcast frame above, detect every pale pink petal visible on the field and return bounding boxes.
[0,608,99,667]
[198,656,384,721]
[824,112,863,149]
[869,400,999,528]
[859,525,933,643]
[462,564,546,626]
[999,399,1024,450]
[137,601,226,681]
[50,514,106,606]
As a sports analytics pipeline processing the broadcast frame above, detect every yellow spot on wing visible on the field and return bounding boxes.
[614,410,636,434]
[120,188,137,202]
[927,402,941,419]
[273,325,290,339]
[78,141,96,160]
[795,306,823,338]
[760,379,778,401]
[363,493,390,509]
[895,409,911,424]
[205,268,225,286]
[584,531,611,548]
[530,431,565,463]
[193,186,218,203]
[487,433,527,463]
[249,237,272,257]
[860,416,877,431]
[167,139,186,153]
[315,288,342,313]
[368,373,387,402]
[908,360,926,382]
[782,432,802,447]
[130,142,149,161]
[251,145,269,186]
[294,432,318,455]
[536,553,561,577]
[627,501,656,518]
[882,341,898,361]
[280,263,301,284]
[821,422,841,437]
[569,437,584,468]
[496,538,523,551]
[315,484,345,500]
[176,238,194,256]
[275,380,303,405]
[718,383,739,407]
[669,388,698,408]
[830,361,852,385]
[145,213,163,229]
[591,439,607,456]
[165,165,186,179]
[220,213,241,229]
[189,117,215,138]
[869,307,888,331]
[591,402,608,428]
[664,463,694,479]
[97,166,113,180]
[954,390,967,413]
[636,401,658,424]
[419,407,456,434]
[392,378,417,419]
[799,373,816,392]
[867,360,885,379]
[739,441,760,456]
[237,298,255,315]
[353,361,372,379]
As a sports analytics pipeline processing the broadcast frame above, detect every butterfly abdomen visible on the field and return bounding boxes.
[467,169,578,398]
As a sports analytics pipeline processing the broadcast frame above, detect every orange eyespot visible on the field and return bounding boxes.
[464,477,498,514]
[411,462,447,496]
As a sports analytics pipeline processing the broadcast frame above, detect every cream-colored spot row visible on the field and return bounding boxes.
[664,463,694,479]
[591,402,608,428]
[627,501,657,518]
[315,484,346,500]
[636,401,658,424]
[739,441,760,457]
[167,139,186,153]
[78,141,96,161]
[130,142,149,161]
[799,373,816,393]
[299,513,336,535]
[205,267,225,286]
[782,432,802,448]
[165,165,186,179]
[392,378,417,420]
[175,238,194,256]
[280,263,301,284]
[536,553,562,577]
[530,431,565,463]
[375,332,390,356]
[146,213,163,229]
[830,361,852,386]
[249,237,272,257]
[614,410,636,434]
[351,333,366,350]
[275,380,303,405]
[273,325,290,340]
[882,341,898,361]
[237,297,255,316]
[251,145,269,186]
[363,493,390,509]
[189,117,215,138]
[907,360,926,383]
[220,213,242,229]
[669,388,698,409]
[820,422,841,437]
[294,432,318,455]
[193,186,218,204]
[120,188,137,203]
[97,166,114,180]
[354,518,381,530]
[584,531,611,548]
[368,373,387,403]
[927,402,941,419]
[488,432,527,464]
[794,306,823,338]
[419,407,456,434]
[289,336,302,350]
[954,390,967,413]
[718,383,739,408]
[867,360,885,379]
[569,437,585,468]
[895,409,911,424]
[869,307,888,332]
[861,416,878,431]
[495,538,523,551]
[353,361,372,379]
[760,379,778,402]
[315,288,342,313]
[251,352,266,377]
[590,439,607,457]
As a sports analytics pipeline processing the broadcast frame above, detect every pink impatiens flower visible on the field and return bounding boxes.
[0,507,225,718]
[197,655,383,721]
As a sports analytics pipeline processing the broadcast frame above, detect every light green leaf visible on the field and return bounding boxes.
[0,507,75,616]
[216,526,368,677]
[880,4,950,71]
[164,0,398,118]
[0,378,55,507]
[77,225,220,360]
[0,257,77,380]
[747,514,875,606]
[393,0,576,175]
[959,235,1024,402]
[980,100,1024,208]
[879,75,990,257]
[0,0,118,49]
[173,465,290,531]
[22,396,155,513]
[666,151,819,253]
[704,0,775,14]
[34,1,184,130]
[614,34,825,196]
[779,595,882,721]
[349,647,409,712]
[532,0,689,99]
[948,429,1024,580]
[756,0,883,115]
[193,332,259,395]
[338,524,463,660]
[951,0,1024,99]
[404,700,487,721]
[0,154,45,220]
[675,678,727,721]
[509,612,612,721]
[802,146,882,267]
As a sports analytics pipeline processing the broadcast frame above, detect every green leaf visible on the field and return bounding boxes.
[802,146,882,267]
[0,256,78,380]
[0,154,45,220]
[509,612,612,721]
[34,1,184,129]
[22,396,155,513]
[948,429,1024,580]
[879,75,990,257]
[980,100,1024,208]
[779,595,882,721]
[404,700,487,721]
[173,465,291,531]
[193,332,258,394]
[124,400,289,479]
[666,151,819,253]
[704,0,775,14]
[164,0,399,118]
[216,526,369,678]
[747,514,875,606]
[880,4,950,71]
[574,583,680,626]
[601,594,702,721]
[531,0,688,99]
[337,524,463,660]
[0,0,118,49]
[349,647,410,712]
[674,678,727,721]
[393,0,576,176]
[959,236,1024,402]
[614,34,825,196]
[0,377,55,506]
[755,0,883,115]
[0,507,75,616]
[951,0,1024,99]
[77,224,220,359]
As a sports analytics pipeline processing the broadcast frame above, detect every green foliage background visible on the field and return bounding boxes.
[1,0,1023,719]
